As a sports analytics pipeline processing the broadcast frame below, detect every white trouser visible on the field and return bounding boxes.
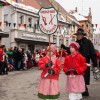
[69,93,82,100]
[40,99,58,100]
[45,99,58,100]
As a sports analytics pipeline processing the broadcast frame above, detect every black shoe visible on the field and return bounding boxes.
[5,72,8,75]
[0,73,3,75]
[82,92,89,97]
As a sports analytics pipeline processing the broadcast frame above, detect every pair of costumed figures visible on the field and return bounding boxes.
[37,28,100,100]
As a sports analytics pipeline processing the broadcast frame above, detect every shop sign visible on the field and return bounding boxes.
[22,33,47,40]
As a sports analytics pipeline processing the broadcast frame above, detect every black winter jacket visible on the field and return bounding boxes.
[76,37,97,67]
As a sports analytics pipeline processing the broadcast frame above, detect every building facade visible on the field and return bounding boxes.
[93,31,100,51]
[0,1,9,45]
[0,0,80,51]
[0,2,53,52]
[70,7,93,40]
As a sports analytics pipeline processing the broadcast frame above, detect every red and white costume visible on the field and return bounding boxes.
[63,42,87,100]
[38,45,62,100]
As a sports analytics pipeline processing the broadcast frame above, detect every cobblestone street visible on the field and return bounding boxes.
[0,68,100,100]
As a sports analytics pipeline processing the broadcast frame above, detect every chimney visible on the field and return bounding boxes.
[75,7,77,12]
[89,7,91,16]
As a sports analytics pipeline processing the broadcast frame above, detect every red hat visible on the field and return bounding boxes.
[70,42,80,51]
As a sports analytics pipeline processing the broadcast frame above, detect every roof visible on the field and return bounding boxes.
[49,0,79,25]
[12,0,40,9]
[35,0,52,8]
[35,0,69,23]
[13,0,76,24]
[12,1,39,13]
[12,0,51,10]
[71,12,88,21]
[0,0,40,13]
[5,0,79,24]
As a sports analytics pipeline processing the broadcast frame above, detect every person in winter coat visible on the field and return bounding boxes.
[62,28,98,97]
[38,44,62,100]
[74,28,98,96]
[27,50,33,68]
[21,48,27,70]
[95,49,100,68]
[17,48,23,70]
[35,52,40,63]
[13,47,18,70]
[0,45,4,75]
[40,49,46,58]
[63,42,87,100]
[0,45,8,75]
[7,48,13,71]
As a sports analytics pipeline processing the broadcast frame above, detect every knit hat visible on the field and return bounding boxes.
[70,42,80,51]
[47,44,56,53]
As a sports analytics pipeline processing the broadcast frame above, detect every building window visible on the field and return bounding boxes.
[28,17,32,25]
[59,13,62,20]
[66,39,69,46]
[4,14,8,23]
[59,38,63,46]
[66,29,69,35]
[34,19,39,32]
[19,14,24,24]
[37,19,39,26]
[53,36,57,44]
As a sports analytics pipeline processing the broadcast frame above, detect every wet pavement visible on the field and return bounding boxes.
[0,68,100,100]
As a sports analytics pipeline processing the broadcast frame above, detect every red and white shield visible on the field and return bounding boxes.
[39,7,58,35]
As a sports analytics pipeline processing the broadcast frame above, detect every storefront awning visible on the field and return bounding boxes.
[15,38,55,45]
[0,32,9,37]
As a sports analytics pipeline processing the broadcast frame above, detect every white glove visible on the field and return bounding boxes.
[93,67,100,80]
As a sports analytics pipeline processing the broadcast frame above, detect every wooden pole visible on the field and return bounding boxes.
[48,34,52,96]
[49,35,51,61]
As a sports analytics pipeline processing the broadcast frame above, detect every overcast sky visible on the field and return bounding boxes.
[56,0,100,27]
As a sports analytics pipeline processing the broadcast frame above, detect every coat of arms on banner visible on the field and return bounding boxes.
[39,7,58,35]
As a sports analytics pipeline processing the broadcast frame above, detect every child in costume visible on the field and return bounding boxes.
[63,42,87,100]
[38,44,62,100]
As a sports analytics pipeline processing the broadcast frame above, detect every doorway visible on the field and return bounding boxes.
[28,45,35,53]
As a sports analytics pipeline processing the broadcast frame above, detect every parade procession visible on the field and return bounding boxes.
[0,0,100,100]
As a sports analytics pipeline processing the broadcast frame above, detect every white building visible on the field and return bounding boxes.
[0,0,79,51]
[0,1,54,52]
[93,29,100,51]
[0,1,9,45]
